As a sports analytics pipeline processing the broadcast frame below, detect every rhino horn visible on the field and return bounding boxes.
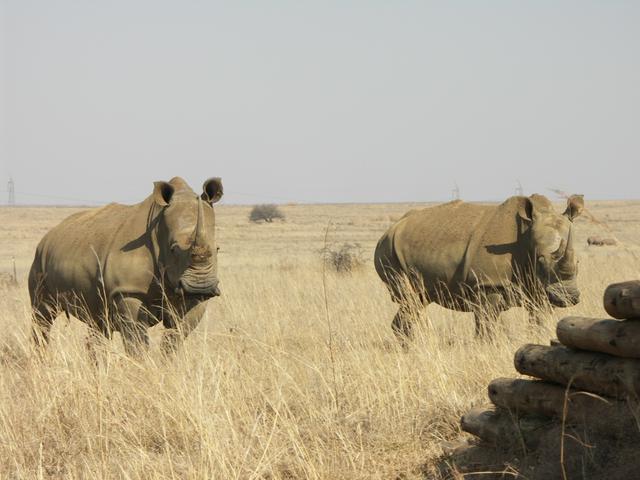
[194,199,207,247]
[558,227,576,276]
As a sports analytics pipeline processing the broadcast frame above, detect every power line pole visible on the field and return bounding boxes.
[451,182,460,201]
[7,177,15,206]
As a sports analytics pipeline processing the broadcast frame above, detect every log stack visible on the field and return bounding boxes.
[446,281,640,479]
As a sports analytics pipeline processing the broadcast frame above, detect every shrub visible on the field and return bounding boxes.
[320,242,366,273]
[0,272,17,288]
[249,204,285,223]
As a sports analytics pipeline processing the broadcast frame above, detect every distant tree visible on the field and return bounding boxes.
[249,204,285,223]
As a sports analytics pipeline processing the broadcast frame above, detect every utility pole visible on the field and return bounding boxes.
[7,177,15,206]
[451,182,460,201]
[515,180,523,196]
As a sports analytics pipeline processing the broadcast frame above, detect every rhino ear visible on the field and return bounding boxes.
[153,181,175,206]
[563,194,584,221]
[517,196,533,223]
[202,177,223,204]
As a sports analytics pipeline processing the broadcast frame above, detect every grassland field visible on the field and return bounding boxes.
[0,200,639,479]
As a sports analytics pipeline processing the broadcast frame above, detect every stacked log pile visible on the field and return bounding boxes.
[446,281,640,479]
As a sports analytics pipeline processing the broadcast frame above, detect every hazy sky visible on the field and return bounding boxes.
[1,1,638,205]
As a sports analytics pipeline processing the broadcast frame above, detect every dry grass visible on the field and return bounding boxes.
[0,200,639,479]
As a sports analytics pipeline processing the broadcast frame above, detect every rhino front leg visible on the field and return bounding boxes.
[85,324,112,366]
[113,296,150,357]
[527,302,553,329]
[161,301,208,355]
[473,292,505,339]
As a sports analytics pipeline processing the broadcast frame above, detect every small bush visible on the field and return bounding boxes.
[320,242,366,273]
[0,272,17,288]
[249,204,285,223]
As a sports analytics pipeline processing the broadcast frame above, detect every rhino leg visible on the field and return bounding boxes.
[161,301,208,356]
[392,307,413,339]
[527,302,553,328]
[473,311,495,338]
[29,268,59,349]
[391,303,427,345]
[85,325,112,365]
[473,292,505,338]
[113,296,150,357]
[31,300,60,348]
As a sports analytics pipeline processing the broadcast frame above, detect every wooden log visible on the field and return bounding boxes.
[460,405,550,449]
[557,316,640,358]
[488,377,639,434]
[604,281,640,319]
[514,344,640,398]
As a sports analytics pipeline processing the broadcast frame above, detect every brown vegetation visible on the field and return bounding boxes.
[0,200,638,478]
[320,242,366,273]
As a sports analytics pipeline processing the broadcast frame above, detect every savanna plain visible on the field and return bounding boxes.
[0,200,639,479]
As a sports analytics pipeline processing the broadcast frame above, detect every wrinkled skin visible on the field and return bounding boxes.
[374,194,584,340]
[28,176,223,357]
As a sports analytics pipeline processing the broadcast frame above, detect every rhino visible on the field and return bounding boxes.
[587,236,617,246]
[374,194,584,339]
[28,177,223,356]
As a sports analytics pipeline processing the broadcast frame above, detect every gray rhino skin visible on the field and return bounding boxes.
[375,194,584,339]
[28,177,223,355]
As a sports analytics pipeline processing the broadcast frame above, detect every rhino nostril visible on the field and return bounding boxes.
[190,246,212,264]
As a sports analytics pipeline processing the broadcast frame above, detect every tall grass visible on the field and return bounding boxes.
[0,200,638,478]
[0,251,636,479]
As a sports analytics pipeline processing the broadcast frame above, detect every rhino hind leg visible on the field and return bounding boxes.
[391,302,428,346]
[28,267,59,348]
[392,308,413,340]
[31,300,60,348]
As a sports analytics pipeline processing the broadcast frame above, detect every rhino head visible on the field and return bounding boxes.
[518,194,584,308]
[152,177,223,299]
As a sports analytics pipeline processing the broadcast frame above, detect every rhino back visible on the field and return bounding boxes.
[394,202,490,282]
[33,200,155,306]
[391,199,521,294]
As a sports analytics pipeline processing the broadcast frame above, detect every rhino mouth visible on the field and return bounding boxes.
[176,267,221,298]
[177,280,221,297]
[546,282,580,307]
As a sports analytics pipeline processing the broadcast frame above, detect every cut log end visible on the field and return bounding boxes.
[514,343,640,399]
[487,377,639,435]
[461,405,551,449]
[556,316,640,359]
[604,281,640,320]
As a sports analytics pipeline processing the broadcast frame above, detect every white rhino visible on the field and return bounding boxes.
[375,194,584,339]
[29,177,223,355]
